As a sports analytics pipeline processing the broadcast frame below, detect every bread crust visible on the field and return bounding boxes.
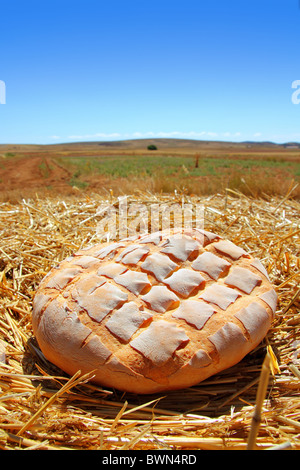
[32,228,276,394]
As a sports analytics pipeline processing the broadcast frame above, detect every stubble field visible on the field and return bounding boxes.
[0,139,299,450]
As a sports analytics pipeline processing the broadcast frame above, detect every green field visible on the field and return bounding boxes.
[56,153,300,197]
[57,154,299,177]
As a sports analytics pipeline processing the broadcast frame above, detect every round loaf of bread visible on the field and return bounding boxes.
[32,228,277,394]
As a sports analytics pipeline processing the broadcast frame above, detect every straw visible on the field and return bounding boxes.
[247,351,272,450]
[0,190,299,450]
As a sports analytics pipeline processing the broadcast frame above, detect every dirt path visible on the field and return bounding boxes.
[0,155,72,191]
[0,154,111,201]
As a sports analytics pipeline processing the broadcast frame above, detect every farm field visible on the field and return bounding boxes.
[0,139,299,450]
[0,138,299,201]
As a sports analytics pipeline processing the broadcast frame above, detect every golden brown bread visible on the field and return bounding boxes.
[32,228,277,394]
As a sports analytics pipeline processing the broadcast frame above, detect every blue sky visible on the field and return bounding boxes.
[1,0,300,144]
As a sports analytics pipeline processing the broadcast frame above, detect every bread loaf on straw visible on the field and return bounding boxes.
[32,228,277,394]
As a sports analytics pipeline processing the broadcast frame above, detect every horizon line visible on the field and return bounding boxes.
[1,136,300,146]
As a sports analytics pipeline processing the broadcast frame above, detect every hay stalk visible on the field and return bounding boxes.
[247,351,272,450]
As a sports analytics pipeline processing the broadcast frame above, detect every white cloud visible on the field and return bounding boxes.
[95,132,122,138]
[68,132,122,140]
[128,131,219,139]
[66,130,245,141]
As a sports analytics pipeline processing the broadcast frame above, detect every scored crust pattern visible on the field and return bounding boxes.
[32,228,277,394]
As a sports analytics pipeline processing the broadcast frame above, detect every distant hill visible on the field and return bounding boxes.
[1,137,299,154]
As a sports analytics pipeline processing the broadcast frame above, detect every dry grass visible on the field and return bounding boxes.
[0,187,299,450]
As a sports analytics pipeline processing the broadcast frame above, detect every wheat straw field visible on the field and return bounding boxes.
[2,0,300,452]
[0,161,299,450]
